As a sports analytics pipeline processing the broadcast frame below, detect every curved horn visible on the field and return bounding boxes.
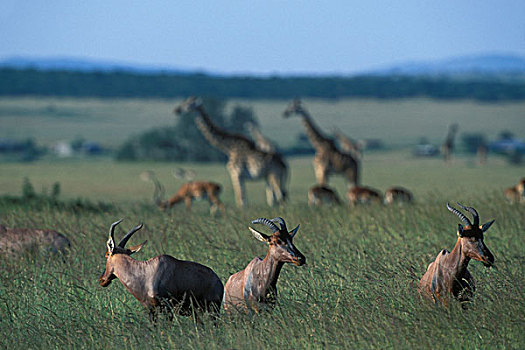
[107,219,123,253]
[118,223,144,248]
[109,219,123,241]
[270,217,287,232]
[251,218,280,233]
[456,203,479,226]
[446,203,472,227]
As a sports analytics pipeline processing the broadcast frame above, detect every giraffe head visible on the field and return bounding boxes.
[174,96,203,115]
[283,98,305,118]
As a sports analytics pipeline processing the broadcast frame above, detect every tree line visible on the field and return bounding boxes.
[1,68,525,101]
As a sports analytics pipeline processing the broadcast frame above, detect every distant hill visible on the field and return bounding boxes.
[1,53,525,77]
[0,56,194,75]
[369,54,525,77]
[1,53,525,101]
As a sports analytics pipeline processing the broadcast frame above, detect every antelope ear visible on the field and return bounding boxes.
[481,220,495,232]
[249,227,271,243]
[457,224,464,237]
[107,238,115,254]
[128,241,147,255]
[289,224,300,239]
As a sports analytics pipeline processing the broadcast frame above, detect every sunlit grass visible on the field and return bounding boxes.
[0,159,523,349]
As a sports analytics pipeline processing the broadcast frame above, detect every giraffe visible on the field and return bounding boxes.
[283,99,359,187]
[441,123,459,163]
[174,97,288,208]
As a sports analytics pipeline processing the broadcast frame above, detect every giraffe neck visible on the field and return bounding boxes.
[298,110,331,151]
[193,106,243,153]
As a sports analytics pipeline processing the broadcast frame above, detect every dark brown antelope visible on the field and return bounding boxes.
[308,184,341,206]
[0,224,70,256]
[384,186,413,205]
[504,178,525,203]
[223,217,306,314]
[347,186,382,205]
[99,220,224,320]
[418,203,495,308]
[141,170,224,215]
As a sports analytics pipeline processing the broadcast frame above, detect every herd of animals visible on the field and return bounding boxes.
[1,96,524,323]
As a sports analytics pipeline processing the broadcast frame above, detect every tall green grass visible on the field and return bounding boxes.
[1,158,523,349]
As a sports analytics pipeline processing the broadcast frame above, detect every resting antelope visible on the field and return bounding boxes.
[504,178,525,203]
[99,220,224,320]
[384,186,413,205]
[223,217,306,314]
[347,186,382,205]
[0,224,70,256]
[308,184,341,206]
[141,170,224,215]
[418,203,495,308]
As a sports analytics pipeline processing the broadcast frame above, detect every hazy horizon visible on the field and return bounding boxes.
[1,1,524,75]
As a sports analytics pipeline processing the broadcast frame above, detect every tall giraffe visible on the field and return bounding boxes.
[441,123,459,163]
[283,99,359,187]
[174,97,288,207]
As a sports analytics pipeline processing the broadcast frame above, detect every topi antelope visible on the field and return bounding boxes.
[99,220,224,321]
[504,178,525,203]
[418,203,495,308]
[384,186,413,205]
[347,186,382,205]
[223,217,306,314]
[0,224,70,257]
[141,170,224,215]
[308,184,341,206]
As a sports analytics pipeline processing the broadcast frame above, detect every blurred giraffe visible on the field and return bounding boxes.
[441,123,459,163]
[174,97,288,208]
[283,99,359,187]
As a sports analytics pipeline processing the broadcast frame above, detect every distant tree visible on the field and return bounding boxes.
[461,133,487,154]
[115,98,258,162]
[228,105,257,135]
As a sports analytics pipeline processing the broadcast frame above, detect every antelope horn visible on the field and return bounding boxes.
[118,223,144,248]
[109,219,123,242]
[251,218,280,233]
[456,203,479,226]
[446,202,472,227]
[270,217,287,232]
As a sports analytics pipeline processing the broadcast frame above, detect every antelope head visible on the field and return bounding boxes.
[99,220,147,287]
[447,203,495,267]
[249,217,306,266]
[174,96,202,115]
[283,98,305,118]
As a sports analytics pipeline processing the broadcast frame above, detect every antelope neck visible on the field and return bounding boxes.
[112,254,152,298]
[447,239,471,276]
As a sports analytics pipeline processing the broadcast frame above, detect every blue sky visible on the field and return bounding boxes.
[1,1,524,74]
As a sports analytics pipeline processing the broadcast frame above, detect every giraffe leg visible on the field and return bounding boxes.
[227,162,246,208]
[266,173,284,206]
[230,173,246,207]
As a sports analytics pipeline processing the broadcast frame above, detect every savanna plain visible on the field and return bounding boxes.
[0,97,524,349]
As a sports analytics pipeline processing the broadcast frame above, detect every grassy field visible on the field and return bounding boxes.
[0,155,524,349]
[0,97,524,349]
[1,96,524,149]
